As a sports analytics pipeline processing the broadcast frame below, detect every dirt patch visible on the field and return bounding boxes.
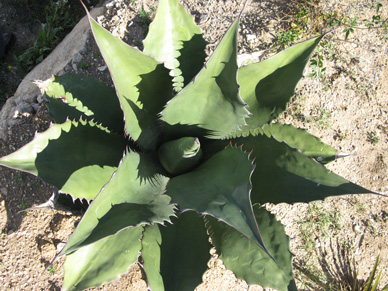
[0,0,387,290]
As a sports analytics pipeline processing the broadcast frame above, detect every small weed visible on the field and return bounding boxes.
[0,261,4,266]
[47,266,56,275]
[32,179,41,189]
[19,201,27,210]
[7,65,17,74]
[343,16,359,40]
[354,201,365,212]
[138,7,157,35]
[78,62,91,70]
[16,0,100,72]
[15,173,23,181]
[276,30,301,48]
[367,131,380,145]
[139,10,152,20]
[315,108,332,128]
[346,196,366,212]
[298,202,340,253]
[308,40,336,89]
[295,261,335,291]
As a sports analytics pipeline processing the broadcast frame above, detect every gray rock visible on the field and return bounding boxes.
[0,4,107,141]
[37,94,47,104]
[15,103,34,116]
[32,103,40,112]
[22,93,38,104]
[72,52,83,64]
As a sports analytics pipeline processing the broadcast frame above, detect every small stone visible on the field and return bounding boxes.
[21,94,37,104]
[98,65,107,71]
[72,52,83,64]
[106,1,114,11]
[32,103,40,112]
[96,15,105,24]
[37,94,47,104]
[246,34,256,42]
[199,13,208,24]
[56,242,66,252]
[8,230,14,236]
[0,188,7,196]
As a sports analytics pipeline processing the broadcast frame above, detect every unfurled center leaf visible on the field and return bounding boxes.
[157,137,203,175]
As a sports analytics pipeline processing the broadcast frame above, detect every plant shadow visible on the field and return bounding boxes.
[295,237,367,290]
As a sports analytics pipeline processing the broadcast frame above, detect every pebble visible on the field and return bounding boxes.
[56,242,66,252]
[72,52,83,64]
[98,65,107,71]
[246,34,256,42]
[353,224,361,232]
[0,188,7,196]
[37,94,47,104]
[32,103,40,112]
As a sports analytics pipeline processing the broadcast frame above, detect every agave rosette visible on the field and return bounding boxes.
[0,1,374,290]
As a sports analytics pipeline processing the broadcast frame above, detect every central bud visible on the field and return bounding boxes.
[157,137,203,175]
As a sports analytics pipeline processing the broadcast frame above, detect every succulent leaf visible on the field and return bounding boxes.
[45,73,124,134]
[159,211,211,291]
[204,130,373,204]
[238,36,322,131]
[143,0,206,91]
[141,225,164,291]
[89,16,173,151]
[207,205,296,291]
[60,151,174,256]
[166,146,268,253]
[62,226,143,291]
[161,19,249,139]
[157,137,203,175]
[262,123,337,164]
[0,120,127,200]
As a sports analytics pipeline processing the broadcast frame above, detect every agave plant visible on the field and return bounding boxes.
[0,0,378,290]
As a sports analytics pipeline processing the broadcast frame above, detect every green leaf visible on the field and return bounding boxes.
[0,120,127,200]
[207,205,296,291]
[62,226,143,291]
[238,36,322,131]
[262,123,337,164]
[45,73,124,134]
[141,225,164,291]
[143,0,206,90]
[159,211,211,291]
[166,146,268,252]
[203,130,373,205]
[157,137,203,175]
[60,151,174,255]
[89,16,172,151]
[161,19,249,140]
